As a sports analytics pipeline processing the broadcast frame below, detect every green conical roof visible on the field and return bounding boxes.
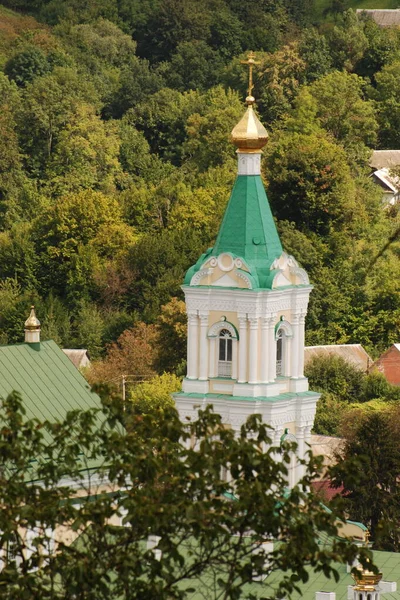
[212,175,282,267]
[185,174,283,289]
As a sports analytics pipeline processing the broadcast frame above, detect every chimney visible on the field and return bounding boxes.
[24,306,40,344]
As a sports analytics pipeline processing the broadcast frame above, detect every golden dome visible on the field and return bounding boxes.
[231,102,269,153]
[24,306,41,330]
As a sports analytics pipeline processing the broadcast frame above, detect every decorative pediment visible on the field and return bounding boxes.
[271,271,292,288]
[190,253,253,289]
[213,273,238,287]
[270,252,309,288]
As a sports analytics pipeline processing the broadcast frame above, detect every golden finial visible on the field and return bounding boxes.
[24,306,40,330]
[240,51,260,106]
[352,530,382,591]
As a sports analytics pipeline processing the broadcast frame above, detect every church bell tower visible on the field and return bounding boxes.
[174,53,320,487]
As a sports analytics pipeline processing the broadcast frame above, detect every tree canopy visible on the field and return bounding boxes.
[0,390,372,599]
[0,2,398,380]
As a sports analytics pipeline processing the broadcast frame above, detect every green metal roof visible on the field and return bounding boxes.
[182,547,400,600]
[212,175,282,265]
[0,339,100,422]
[185,175,283,289]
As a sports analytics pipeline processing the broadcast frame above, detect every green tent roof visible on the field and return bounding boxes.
[185,175,284,289]
[212,175,282,265]
[0,339,100,422]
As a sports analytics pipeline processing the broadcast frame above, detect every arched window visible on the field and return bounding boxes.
[276,328,285,376]
[218,329,232,377]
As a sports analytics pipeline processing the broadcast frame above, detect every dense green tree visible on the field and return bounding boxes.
[182,86,242,171]
[0,223,37,289]
[306,355,365,404]
[108,57,165,118]
[0,74,26,226]
[163,41,224,92]
[126,227,205,321]
[4,45,51,87]
[32,190,128,298]
[374,60,400,148]
[130,88,201,164]
[256,42,306,125]
[0,392,372,598]
[37,0,119,25]
[298,28,333,83]
[134,0,211,62]
[45,104,122,195]
[331,407,400,550]
[313,393,348,437]
[305,71,378,152]
[128,372,181,413]
[325,10,368,72]
[355,18,400,80]
[72,300,105,359]
[208,3,244,59]
[17,67,100,178]
[154,297,187,375]
[265,131,357,236]
[54,19,138,107]
[39,293,72,347]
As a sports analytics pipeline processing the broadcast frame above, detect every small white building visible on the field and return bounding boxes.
[369,150,400,206]
[62,349,91,370]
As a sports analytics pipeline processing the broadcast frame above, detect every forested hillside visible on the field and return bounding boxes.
[0,0,399,379]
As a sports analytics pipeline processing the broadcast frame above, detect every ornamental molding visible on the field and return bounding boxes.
[270,252,299,271]
[227,415,247,428]
[207,319,238,339]
[290,267,310,285]
[270,413,296,427]
[190,268,212,286]
[190,253,253,289]
[275,318,294,339]
[297,411,317,424]
[236,271,252,288]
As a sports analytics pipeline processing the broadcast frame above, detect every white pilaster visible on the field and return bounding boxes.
[238,315,248,383]
[187,312,199,379]
[268,317,277,382]
[291,314,300,378]
[298,312,306,377]
[209,337,217,378]
[248,317,259,384]
[260,317,270,383]
[232,340,238,380]
[199,313,209,381]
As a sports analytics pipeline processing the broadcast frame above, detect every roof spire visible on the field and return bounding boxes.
[231,51,268,154]
[24,305,40,344]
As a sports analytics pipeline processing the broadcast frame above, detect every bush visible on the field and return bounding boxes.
[306,354,365,403]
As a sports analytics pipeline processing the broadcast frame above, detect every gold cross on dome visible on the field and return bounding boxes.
[240,51,260,98]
